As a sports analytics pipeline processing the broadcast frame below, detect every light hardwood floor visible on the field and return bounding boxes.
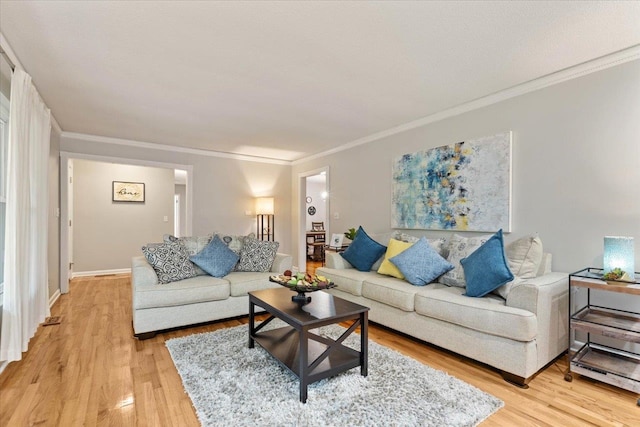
[1,275,638,426]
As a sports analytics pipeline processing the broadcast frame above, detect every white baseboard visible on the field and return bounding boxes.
[49,289,61,308]
[72,268,131,278]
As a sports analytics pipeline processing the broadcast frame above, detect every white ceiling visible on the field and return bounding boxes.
[1,1,639,162]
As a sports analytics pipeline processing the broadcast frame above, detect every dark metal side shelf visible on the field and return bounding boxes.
[566,268,640,403]
[570,343,640,393]
[571,306,640,343]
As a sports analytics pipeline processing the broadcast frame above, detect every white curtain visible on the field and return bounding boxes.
[0,69,51,363]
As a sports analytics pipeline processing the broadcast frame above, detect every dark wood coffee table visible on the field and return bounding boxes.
[248,287,369,403]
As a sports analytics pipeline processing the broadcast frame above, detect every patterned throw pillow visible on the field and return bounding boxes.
[377,239,415,279]
[236,237,279,272]
[341,226,387,272]
[390,237,454,286]
[461,230,514,297]
[142,242,197,284]
[217,233,255,255]
[164,234,214,275]
[392,231,447,257]
[440,233,492,287]
[190,235,239,277]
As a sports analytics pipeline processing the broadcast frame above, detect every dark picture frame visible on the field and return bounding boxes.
[112,181,145,202]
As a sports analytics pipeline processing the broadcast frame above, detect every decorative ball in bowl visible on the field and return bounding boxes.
[269,271,336,304]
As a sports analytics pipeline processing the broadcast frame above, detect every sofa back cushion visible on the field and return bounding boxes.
[440,233,492,287]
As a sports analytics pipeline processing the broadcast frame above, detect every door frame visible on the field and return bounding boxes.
[297,166,329,273]
[59,151,193,293]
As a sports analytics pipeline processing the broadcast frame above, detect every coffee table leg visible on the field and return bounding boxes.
[299,328,308,403]
[248,300,255,349]
[360,311,368,377]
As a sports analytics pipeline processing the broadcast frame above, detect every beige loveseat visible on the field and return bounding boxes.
[131,253,292,339]
[317,251,568,386]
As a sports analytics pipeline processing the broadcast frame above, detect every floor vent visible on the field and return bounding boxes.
[42,316,62,326]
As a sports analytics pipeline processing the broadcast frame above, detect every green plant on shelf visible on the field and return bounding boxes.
[344,227,357,241]
[602,267,631,282]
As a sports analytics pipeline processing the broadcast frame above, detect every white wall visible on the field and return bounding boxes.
[48,127,60,297]
[72,159,175,273]
[59,138,293,257]
[292,59,640,309]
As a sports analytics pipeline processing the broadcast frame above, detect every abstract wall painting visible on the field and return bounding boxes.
[391,131,511,232]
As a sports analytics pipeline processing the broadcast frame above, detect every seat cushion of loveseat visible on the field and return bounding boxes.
[134,275,230,310]
[224,271,281,297]
[414,285,537,342]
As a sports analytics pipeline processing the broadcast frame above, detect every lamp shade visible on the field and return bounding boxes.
[603,236,634,275]
[255,197,274,215]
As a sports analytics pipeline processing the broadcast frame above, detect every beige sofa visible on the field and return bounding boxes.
[131,253,292,338]
[317,251,568,386]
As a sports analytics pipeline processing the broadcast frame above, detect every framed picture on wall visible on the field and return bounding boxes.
[329,233,344,249]
[112,181,145,202]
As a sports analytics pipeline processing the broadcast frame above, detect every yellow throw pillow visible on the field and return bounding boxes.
[377,238,414,279]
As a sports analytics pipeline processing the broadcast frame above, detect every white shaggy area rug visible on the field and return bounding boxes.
[165,323,503,427]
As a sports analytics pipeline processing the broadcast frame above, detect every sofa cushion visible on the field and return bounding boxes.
[414,285,537,342]
[390,237,454,286]
[190,235,239,278]
[505,234,543,279]
[315,267,373,296]
[134,275,230,309]
[440,233,492,287]
[142,242,198,284]
[377,238,414,279]
[224,271,281,296]
[341,226,387,271]
[236,238,279,272]
[217,232,255,255]
[392,232,447,257]
[461,229,514,297]
[362,275,419,312]
[164,233,214,275]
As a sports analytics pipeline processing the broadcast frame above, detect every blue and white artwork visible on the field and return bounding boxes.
[391,131,511,232]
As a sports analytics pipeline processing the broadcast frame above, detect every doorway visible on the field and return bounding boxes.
[60,152,193,293]
[298,167,329,274]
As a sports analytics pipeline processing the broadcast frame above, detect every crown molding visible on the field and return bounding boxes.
[292,45,640,165]
[61,132,291,165]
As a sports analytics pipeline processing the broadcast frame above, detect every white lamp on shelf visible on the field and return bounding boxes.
[603,236,635,277]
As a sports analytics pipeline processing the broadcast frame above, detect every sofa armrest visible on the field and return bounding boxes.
[270,253,293,273]
[325,252,354,270]
[507,272,569,369]
[132,256,158,288]
[506,272,567,314]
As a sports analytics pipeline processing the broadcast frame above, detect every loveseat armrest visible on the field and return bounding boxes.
[325,252,354,270]
[132,255,158,288]
[270,253,293,273]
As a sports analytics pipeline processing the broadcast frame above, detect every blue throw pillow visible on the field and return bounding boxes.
[460,229,514,297]
[340,226,386,271]
[389,237,454,286]
[190,235,239,277]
